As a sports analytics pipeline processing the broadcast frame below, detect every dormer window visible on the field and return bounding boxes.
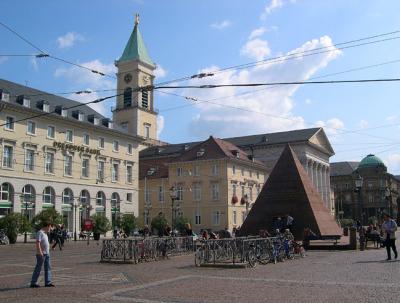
[43,103,50,112]
[197,148,205,157]
[23,98,30,107]
[0,91,10,102]
[232,150,240,158]
[94,117,99,125]
[108,121,114,129]
[61,109,67,117]
[78,112,84,121]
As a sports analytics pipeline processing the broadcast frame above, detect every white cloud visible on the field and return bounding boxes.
[358,119,368,129]
[57,32,85,49]
[241,38,271,61]
[386,115,398,122]
[249,27,267,40]
[54,59,116,116]
[210,20,232,30]
[315,118,345,135]
[157,115,165,138]
[265,0,284,14]
[385,154,400,173]
[183,35,341,139]
[305,98,312,105]
[154,65,167,78]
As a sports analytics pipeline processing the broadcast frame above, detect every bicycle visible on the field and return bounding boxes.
[0,230,9,245]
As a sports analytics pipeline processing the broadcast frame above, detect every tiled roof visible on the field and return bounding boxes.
[139,156,176,180]
[171,136,264,166]
[330,162,360,177]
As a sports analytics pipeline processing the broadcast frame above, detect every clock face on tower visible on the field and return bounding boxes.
[124,73,132,83]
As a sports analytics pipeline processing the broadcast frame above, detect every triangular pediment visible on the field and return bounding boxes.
[238,144,341,239]
[308,128,335,156]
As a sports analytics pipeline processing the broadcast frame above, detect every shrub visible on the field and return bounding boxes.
[0,212,31,244]
[339,218,354,228]
[32,208,62,231]
[173,216,191,233]
[91,213,111,234]
[151,213,168,234]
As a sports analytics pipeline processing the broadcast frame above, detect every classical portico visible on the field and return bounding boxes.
[306,157,331,210]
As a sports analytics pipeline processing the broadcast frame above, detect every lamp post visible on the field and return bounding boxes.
[169,186,178,231]
[73,201,81,241]
[355,174,363,225]
[385,187,392,217]
[20,194,32,244]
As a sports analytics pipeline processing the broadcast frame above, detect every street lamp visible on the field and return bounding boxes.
[20,194,33,244]
[385,187,392,217]
[355,174,363,225]
[73,200,82,241]
[169,186,178,231]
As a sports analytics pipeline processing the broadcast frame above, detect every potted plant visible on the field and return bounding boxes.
[91,213,111,240]
[0,212,31,244]
[120,214,136,237]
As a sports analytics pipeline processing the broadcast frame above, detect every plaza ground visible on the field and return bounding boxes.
[0,240,399,303]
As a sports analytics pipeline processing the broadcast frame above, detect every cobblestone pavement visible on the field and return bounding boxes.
[0,240,399,303]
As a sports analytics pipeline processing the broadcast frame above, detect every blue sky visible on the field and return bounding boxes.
[1,0,400,172]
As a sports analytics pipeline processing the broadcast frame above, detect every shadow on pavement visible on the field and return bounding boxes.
[355,259,400,264]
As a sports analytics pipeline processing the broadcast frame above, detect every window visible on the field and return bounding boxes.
[2,145,13,168]
[47,126,55,139]
[177,167,183,177]
[126,165,133,183]
[83,133,90,146]
[121,122,128,130]
[368,195,374,203]
[193,182,201,201]
[142,90,149,108]
[45,152,54,174]
[249,187,253,201]
[158,186,164,202]
[195,210,201,225]
[232,165,236,175]
[64,155,73,176]
[241,185,245,197]
[80,190,90,206]
[97,160,105,181]
[113,140,119,152]
[62,188,74,204]
[177,185,183,201]
[211,183,219,200]
[144,124,150,138]
[111,193,120,210]
[98,137,105,149]
[82,158,90,178]
[65,130,73,143]
[27,121,36,134]
[0,183,13,202]
[126,193,133,202]
[42,186,55,205]
[127,143,133,155]
[212,164,219,176]
[232,184,237,195]
[212,211,220,225]
[5,116,14,130]
[24,149,35,171]
[22,185,35,206]
[78,112,84,121]
[193,165,200,176]
[123,87,132,108]
[96,191,105,207]
[233,211,237,225]
[112,163,119,182]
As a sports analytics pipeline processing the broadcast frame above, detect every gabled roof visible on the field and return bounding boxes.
[238,144,341,239]
[170,136,264,166]
[330,162,360,177]
[118,20,154,67]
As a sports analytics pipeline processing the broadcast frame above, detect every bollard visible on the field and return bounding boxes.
[349,227,357,250]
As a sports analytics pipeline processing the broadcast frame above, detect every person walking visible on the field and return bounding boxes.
[30,221,55,288]
[381,213,398,261]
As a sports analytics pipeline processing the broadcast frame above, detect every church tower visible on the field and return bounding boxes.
[113,14,158,142]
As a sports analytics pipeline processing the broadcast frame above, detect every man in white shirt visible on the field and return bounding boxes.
[30,221,55,288]
[381,213,398,261]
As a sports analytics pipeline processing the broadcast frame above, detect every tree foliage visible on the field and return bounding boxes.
[32,208,62,231]
[0,212,31,243]
[151,213,168,234]
[120,214,136,236]
[91,213,111,234]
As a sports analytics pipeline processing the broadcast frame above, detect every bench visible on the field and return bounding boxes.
[365,233,381,248]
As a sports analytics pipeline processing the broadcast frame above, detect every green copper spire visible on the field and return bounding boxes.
[118,14,154,66]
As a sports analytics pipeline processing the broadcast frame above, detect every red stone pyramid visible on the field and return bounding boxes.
[238,144,341,240]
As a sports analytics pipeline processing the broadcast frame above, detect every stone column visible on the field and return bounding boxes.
[320,165,326,206]
[326,167,332,213]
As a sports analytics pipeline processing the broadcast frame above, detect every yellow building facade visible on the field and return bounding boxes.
[139,136,267,233]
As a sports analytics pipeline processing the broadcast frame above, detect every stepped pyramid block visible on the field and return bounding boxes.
[239,144,341,240]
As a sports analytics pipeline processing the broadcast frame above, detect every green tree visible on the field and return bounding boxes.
[119,214,136,237]
[173,216,191,233]
[91,213,111,239]
[0,212,31,244]
[32,208,62,231]
[151,213,168,235]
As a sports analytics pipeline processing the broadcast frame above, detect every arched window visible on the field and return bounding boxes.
[123,87,132,108]
[111,192,120,210]
[62,188,74,205]
[42,186,55,205]
[22,185,36,220]
[0,183,14,217]
[96,191,106,213]
[79,190,90,206]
